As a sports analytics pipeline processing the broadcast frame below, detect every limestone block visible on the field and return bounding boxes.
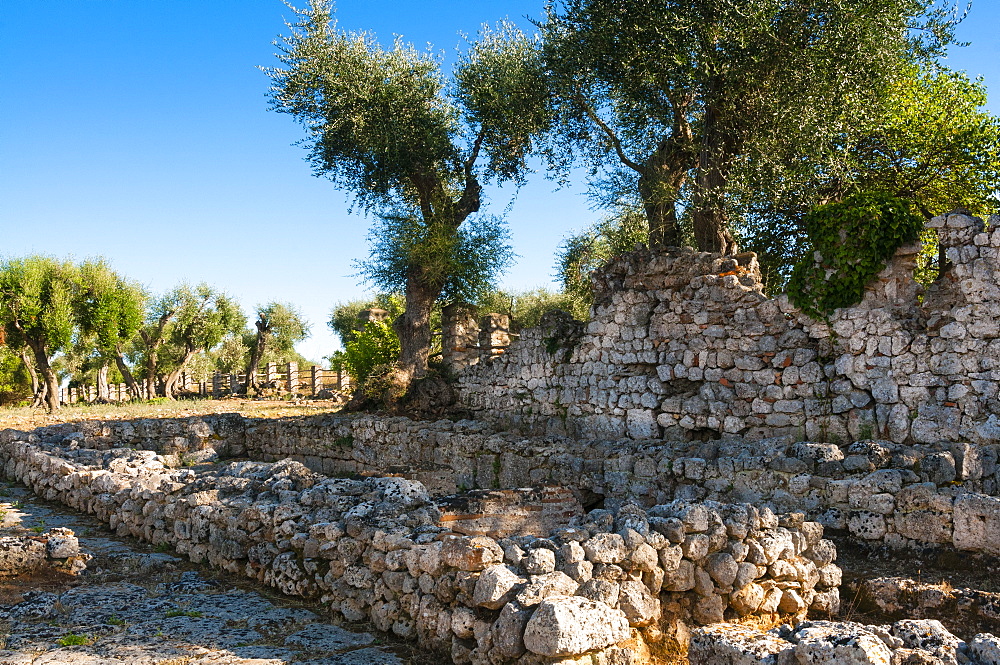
[523,548,556,575]
[953,493,1000,554]
[488,602,532,659]
[45,528,79,559]
[894,511,951,544]
[689,624,795,665]
[705,552,739,587]
[616,579,659,627]
[515,571,579,607]
[891,619,962,663]
[440,536,503,572]
[583,533,627,564]
[848,511,887,541]
[730,582,766,616]
[791,621,894,664]
[522,596,631,657]
[969,633,1000,665]
[473,564,526,609]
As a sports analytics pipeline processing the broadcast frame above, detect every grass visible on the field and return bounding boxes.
[57,632,93,647]
[107,615,126,626]
[0,397,344,431]
[165,609,203,618]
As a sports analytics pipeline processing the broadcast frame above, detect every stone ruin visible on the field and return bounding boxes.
[457,211,1000,448]
[4,211,1000,663]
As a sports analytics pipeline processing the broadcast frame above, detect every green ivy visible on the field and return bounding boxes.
[787,192,924,318]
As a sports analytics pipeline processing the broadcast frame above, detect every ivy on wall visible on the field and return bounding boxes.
[787,192,924,318]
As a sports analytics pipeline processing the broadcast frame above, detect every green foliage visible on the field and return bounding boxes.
[475,287,588,330]
[735,63,1000,290]
[539,0,964,250]
[339,321,401,384]
[328,294,405,347]
[454,21,551,184]
[0,255,77,355]
[787,192,924,317]
[556,207,648,305]
[75,260,146,358]
[57,633,92,647]
[358,212,515,305]
[267,3,548,379]
[0,347,31,406]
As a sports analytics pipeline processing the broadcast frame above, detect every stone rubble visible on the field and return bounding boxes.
[855,576,1000,637]
[24,415,1000,557]
[0,484,409,665]
[691,619,1000,665]
[0,526,88,577]
[0,435,840,664]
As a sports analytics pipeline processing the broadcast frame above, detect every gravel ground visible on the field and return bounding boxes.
[0,481,427,665]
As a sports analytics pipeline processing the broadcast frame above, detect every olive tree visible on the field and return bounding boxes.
[539,0,964,253]
[0,256,77,412]
[734,63,1000,289]
[136,284,245,399]
[243,301,310,394]
[75,260,147,401]
[265,3,545,388]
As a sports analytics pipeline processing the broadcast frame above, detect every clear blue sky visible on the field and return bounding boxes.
[2,1,997,363]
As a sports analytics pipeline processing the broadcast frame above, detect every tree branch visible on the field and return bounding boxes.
[573,88,643,173]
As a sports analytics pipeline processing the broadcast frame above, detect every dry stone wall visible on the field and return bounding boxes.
[28,413,1000,556]
[457,212,1000,449]
[0,431,839,664]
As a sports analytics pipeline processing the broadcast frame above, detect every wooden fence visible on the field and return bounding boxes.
[59,362,349,404]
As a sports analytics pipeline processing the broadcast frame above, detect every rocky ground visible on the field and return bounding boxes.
[0,481,425,665]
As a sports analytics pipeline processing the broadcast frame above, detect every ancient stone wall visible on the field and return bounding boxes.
[0,433,838,664]
[457,212,1000,448]
[25,413,1000,557]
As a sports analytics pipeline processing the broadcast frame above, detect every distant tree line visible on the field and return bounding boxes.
[0,256,310,411]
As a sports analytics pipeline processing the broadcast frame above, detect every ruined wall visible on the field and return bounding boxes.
[20,413,1000,557]
[0,433,838,664]
[457,212,1000,448]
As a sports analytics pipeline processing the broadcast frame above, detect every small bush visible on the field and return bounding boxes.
[339,321,401,385]
[787,192,924,317]
[57,633,92,646]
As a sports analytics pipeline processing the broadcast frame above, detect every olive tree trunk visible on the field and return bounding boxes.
[28,342,60,412]
[394,273,440,387]
[96,361,111,402]
[163,349,199,400]
[114,352,143,400]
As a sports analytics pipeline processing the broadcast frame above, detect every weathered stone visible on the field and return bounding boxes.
[616,580,659,627]
[522,596,631,657]
[473,564,526,610]
[954,493,1000,555]
[689,624,795,664]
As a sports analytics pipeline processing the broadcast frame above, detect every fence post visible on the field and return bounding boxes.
[265,362,277,387]
[287,362,298,394]
[309,365,320,395]
[212,372,221,398]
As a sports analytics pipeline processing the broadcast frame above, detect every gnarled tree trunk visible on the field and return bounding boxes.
[163,348,199,400]
[691,93,739,255]
[114,351,143,400]
[19,349,43,408]
[243,315,270,395]
[27,341,59,412]
[394,273,440,387]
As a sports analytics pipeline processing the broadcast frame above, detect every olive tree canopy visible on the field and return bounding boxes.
[265,2,547,387]
[539,0,966,253]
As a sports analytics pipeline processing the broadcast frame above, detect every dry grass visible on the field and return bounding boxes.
[0,398,345,431]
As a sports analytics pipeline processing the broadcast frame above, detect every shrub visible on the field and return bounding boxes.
[787,192,924,317]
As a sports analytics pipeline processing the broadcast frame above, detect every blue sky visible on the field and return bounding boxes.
[2,1,997,363]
